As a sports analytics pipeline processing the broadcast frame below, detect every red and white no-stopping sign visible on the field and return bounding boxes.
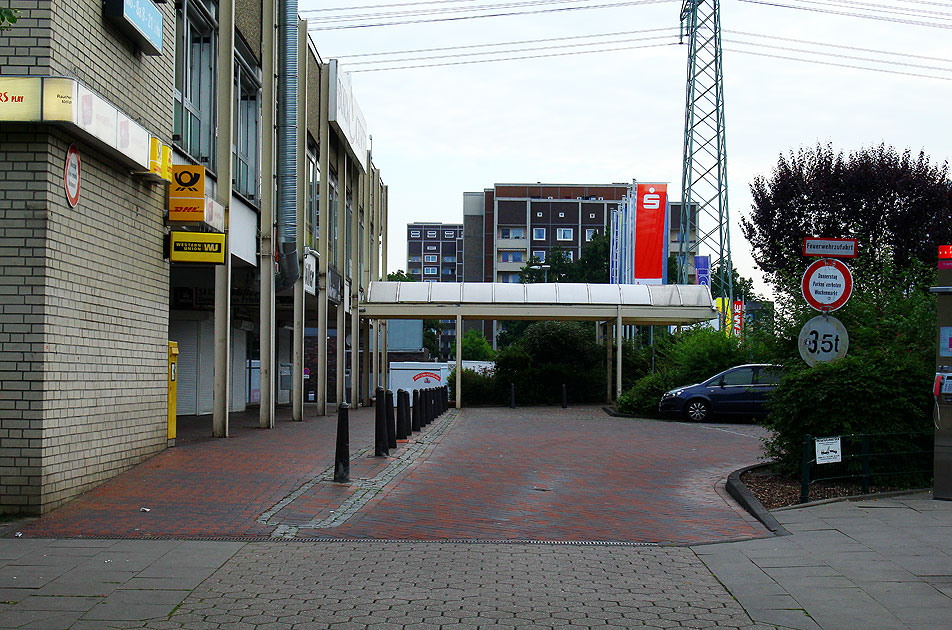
[64,145,81,208]
[801,258,853,311]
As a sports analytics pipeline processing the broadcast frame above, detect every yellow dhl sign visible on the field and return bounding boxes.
[168,164,207,222]
[170,231,226,264]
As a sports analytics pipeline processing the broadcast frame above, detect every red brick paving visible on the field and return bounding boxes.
[14,405,769,544]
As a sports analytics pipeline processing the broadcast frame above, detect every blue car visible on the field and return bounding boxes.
[658,364,783,422]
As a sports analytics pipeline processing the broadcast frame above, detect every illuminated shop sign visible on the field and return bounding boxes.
[103,0,163,56]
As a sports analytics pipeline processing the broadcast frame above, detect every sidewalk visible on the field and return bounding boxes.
[695,492,952,630]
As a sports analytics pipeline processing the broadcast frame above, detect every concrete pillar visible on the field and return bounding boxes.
[213,0,235,438]
[258,0,276,429]
[616,307,623,400]
[456,313,463,409]
[316,66,330,414]
[292,17,308,422]
[605,322,612,404]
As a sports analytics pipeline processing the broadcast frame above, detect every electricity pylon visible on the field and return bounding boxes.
[678,0,733,325]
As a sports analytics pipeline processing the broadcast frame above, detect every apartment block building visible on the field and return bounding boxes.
[405,222,463,358]
[0,0,389,514]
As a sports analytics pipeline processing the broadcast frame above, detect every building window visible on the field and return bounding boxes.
[233,45,260,202]
[557,227,573,241]
[328,169,338,265]
[424,254,438,262]
[411,268,421,275]
[499,273,521,283]
[532,227,545,240]
[174,0,217,166]
[499,227,525,239]
[305,144,319,248]
[424,266,438,275]
[409,255,421,262]
[585,228,597,241]
[590,213,597,219]
[532,250,546,262]
[499,251,524,263]
[558,212,565,218]
[444,231,455,238]
[443,255,456,263]
[443,268,454,275]
[565,250,574,261]
[427,231,437,238]
[425,278,437,283]
[410,230,420,238]
[426,245,437,251]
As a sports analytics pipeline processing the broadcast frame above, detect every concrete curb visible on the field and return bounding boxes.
[726,463,791,537]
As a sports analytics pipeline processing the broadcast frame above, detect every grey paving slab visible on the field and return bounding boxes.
[11,594,100,612]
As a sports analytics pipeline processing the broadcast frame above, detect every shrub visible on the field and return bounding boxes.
[448,367,499,406]
[616,371,670,416]
[764,349,933,474]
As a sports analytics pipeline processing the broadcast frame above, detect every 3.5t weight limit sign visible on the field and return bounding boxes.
[798,315,849,366]
[802,258,853,311]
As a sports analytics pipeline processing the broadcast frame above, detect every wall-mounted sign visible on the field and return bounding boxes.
[327,60,369,172]
[148,137,173,182]
[327,268,343,304]
[203,198,225,233]
[43,77,76,122]
[64,145,81,208]
[0,76,42,121]
[940,245,952,270]
[103,0,163,56]
[303,254,317,296]
[169,231,226,264]
[694,255,710,286]
[168,164,206,222]
[803,237,858,258]
[801,258,853,311]
[815,436,842,464]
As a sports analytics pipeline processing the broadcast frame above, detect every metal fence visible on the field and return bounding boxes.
[800,431,933,503]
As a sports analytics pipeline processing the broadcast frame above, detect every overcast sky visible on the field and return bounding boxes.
[301,0,952,297]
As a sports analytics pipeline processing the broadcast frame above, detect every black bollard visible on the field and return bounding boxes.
[374,387,389,457]
[424,388,433,425]
[385,390,397,450]
[396,389,409,440]
[411,389,421,432]
[561,383,567,409]
[421,388,429,426]
[443,386,449,411]
[333,403,350,482]
[510,382,516,409]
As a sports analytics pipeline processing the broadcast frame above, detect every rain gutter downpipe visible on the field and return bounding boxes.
[275,0,299,293]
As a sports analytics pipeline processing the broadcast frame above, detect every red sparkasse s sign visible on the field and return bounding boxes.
[633,183,668,284]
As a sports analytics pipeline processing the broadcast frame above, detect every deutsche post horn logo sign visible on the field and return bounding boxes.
[168,165,206,222]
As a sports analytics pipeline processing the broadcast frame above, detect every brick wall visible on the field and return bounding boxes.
[0,126,170,514]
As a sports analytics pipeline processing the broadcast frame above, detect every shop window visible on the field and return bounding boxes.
[174,0,217,166]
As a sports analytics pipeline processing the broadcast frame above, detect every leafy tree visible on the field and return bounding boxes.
[570,230,610,283]
[742,143,952,297]
[387,270,415,282]
[1,7,19,31]
[451,329,495,361]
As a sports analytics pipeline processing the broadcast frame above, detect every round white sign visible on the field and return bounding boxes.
[798,315,849,366]
[801,258,853,311]
[64,145,81,208]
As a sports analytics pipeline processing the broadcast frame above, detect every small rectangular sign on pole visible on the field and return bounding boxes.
[815,436,842,464]
[803,237,857,258]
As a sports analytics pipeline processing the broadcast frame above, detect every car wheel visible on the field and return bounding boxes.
[685,399,709,422]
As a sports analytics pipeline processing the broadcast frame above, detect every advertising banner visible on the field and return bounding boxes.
[633,183,668,285]
[732,300,744,336]
[695,255,710,286]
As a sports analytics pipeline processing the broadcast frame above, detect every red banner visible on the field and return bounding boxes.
[633,183,668,284]
[732,300,744,336]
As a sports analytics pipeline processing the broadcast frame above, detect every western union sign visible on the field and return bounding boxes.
[170,231,226,264]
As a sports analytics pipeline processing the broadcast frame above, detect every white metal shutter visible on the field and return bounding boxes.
[198,317,215,415]
[278,328,291,405]
[170,319,198,416]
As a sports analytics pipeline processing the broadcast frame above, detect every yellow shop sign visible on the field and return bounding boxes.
[169,231,226,264]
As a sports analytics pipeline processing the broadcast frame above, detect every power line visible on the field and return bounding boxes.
[788,0,952,21]
[729,47,952,81]
[332,26,677,58]
[307,0,675,30]
[304,0,605,22]
[725,38,952,73]
[724,29,952,63]
[345,40,681,71]
[738,0,952,29]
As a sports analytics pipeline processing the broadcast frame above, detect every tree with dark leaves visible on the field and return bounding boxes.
[742,144,952,298]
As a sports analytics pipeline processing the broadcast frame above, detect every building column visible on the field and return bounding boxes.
[616,307,623,400]
[258,0,277,429]
[316,62,330,414]
[381,320,389,391]
[292,17,308,422]
[605,322,612,404]
[361,318,371,406]
[456,313,463,409]
[213,0,236,438]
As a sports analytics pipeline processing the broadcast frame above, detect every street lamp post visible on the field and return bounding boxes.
[528,263,550,282]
